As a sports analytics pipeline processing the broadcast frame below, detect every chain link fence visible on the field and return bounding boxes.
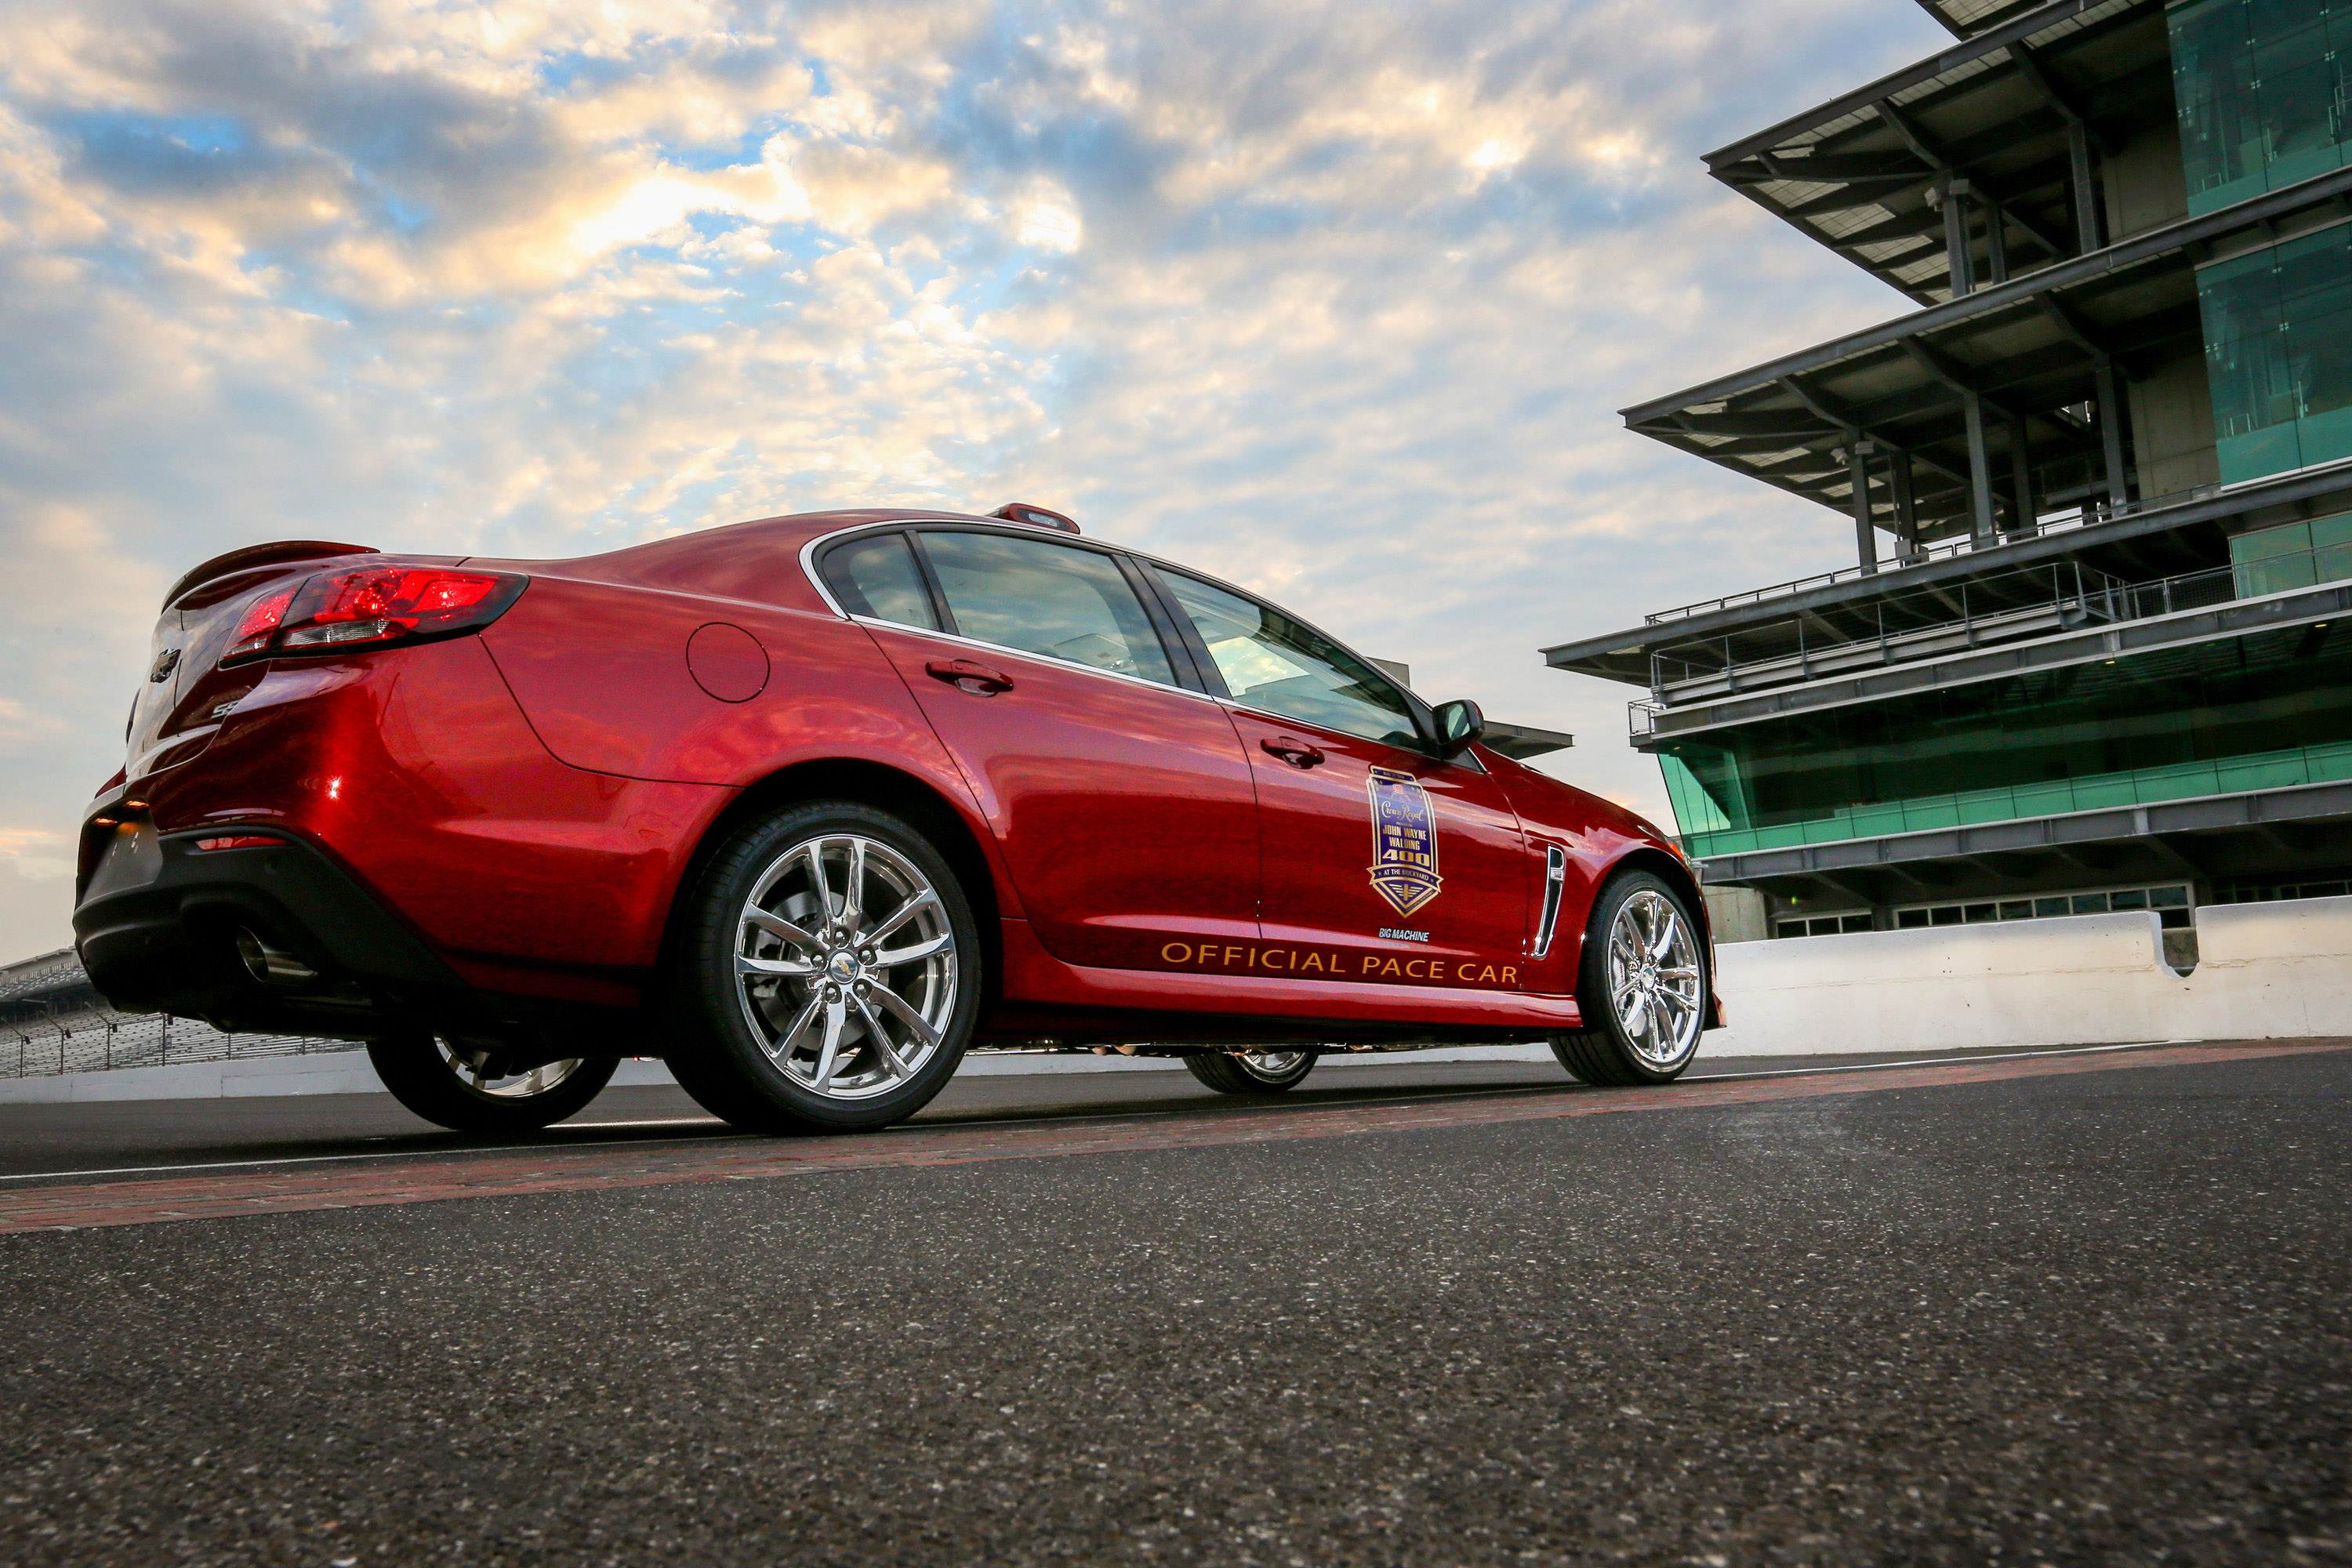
[0,949,360,1080]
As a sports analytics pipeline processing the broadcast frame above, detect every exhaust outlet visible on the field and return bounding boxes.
[237,928,319,986]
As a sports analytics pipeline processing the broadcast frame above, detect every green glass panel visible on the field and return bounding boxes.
[2009,782,2079,816]
[2232,520,2314,560]
[1846,804,1908,837]
[1667,622,2352,850]
[2174,0,2352,215]
[1956,791,2020,825]
[2296,401,2352,469]
[1900,800,1961,830]
[2216,755,2310,789]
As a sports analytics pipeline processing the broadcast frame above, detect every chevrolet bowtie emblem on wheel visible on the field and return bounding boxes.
[1366,766,1443,918]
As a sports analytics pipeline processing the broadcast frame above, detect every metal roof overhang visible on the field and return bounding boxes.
[1594,167,2352,649]
[1914,0,2067,39]
[1710,0,2172,305]
[1547,441,2352,686]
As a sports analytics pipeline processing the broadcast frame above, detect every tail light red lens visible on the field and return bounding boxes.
[226,588,296,662]
[194,834,287,851]
[220,568,525,666]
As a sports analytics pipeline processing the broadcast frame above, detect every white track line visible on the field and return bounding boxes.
[0,1040,2216,1187]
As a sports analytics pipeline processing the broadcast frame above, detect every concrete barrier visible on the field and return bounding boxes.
[1709,894,2352,1055]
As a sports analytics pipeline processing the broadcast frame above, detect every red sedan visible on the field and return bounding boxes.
[74,506,1716,1132]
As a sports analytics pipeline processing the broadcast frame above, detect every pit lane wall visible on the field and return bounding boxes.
[1708,895,2352,1054]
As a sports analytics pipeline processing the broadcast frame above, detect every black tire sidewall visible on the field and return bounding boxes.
[1572,869,1708,1085]
[1183,1049,1316,1094]
[670,800,982,1131]
[365,1035,618,1133]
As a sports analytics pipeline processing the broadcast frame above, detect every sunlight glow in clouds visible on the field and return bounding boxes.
[0,0,1946,953]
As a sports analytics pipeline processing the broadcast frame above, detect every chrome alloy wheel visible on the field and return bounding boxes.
[435,1039,588,1098]
[1605,888,1704,1067]
[732,833,958,1101]
[1238,1049,1309,1075]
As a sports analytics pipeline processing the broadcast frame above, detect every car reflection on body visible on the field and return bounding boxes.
[74,503,1717,1133]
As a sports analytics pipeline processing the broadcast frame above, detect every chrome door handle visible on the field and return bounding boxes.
[926,659,1015,695]
[1261,737,1325,768]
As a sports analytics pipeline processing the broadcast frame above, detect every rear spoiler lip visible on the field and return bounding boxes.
[162,540,379,612]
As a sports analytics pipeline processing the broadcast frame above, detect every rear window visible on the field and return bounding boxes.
[821,533,938,630]
[916,531,1174,684]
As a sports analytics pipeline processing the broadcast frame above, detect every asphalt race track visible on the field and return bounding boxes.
[2,1042,2347,1566]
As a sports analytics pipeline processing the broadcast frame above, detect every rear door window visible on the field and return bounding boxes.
[820,532,938,630]
[915,530,1174,684]
[1153,568,1420,747]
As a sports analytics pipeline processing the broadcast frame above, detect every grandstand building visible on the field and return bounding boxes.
[1548,0,2352,941]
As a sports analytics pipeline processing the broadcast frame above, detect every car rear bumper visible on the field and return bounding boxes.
[74,824,463,1034]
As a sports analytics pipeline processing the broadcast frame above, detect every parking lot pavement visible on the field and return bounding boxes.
[2,1043,2347,1566]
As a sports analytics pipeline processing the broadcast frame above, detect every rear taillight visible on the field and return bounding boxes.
[220,568,525,667]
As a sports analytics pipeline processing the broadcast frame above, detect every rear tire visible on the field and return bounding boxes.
[1184,1048,1317,1094]
[1551,870,1708,1087]
[662,800,981,1134]
[366,1035,616,1133]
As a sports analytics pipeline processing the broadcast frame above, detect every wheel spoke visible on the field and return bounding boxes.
[745,907,823,953]
[867,978,942,1049]
[841,838,868,935]
[851,993,911,1076]
[811,994,849,1086]
[1648,907,1680,960]
[864,887,939,946]
[766,990,825,1063]
[795,839,837,925]
[737,953,820,977]
[873,931,953,967]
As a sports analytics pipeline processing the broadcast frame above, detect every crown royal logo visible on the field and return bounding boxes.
[1366,766,1443,918]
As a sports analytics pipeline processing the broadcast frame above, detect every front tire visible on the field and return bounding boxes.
[1185,1048,1317,1094]
[663,801,982,1133]
[366,1035,617,1133]
[1552,870,1708,1087]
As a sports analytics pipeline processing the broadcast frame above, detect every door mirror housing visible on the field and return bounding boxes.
[1432,699,1486,756]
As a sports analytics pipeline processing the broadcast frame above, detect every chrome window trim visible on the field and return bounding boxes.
[799,519,1430,736]
[842,615,1229,706]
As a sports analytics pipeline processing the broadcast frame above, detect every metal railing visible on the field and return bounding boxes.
[1642,479,2232,626]
[1639,543,2350,715]
[1650,558,2130,701]
[1,953,360,1080]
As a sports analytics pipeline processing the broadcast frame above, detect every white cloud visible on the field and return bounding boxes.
[0,0,1951,962]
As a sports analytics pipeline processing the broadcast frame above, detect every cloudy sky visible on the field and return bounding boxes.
[0,0,1947,957]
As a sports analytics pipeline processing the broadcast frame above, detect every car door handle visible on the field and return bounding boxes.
[1261,737,1325,769]
[925,659,1015,695]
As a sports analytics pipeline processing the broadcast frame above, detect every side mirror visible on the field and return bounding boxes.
[1432,699,1486,756]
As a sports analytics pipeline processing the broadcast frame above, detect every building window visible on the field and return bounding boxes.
[2199,222,2352,485]
[1893,885,2192,930]
[1657,621,2352,857]
[2230,510,2352,596]
[2216,874,2352,902]
[1773,913,1874,938]
[2172,0,2352,218]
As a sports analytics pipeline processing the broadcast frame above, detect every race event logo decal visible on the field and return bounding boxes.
[1366,766,1442,917]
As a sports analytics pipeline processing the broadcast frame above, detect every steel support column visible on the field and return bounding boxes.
[1962,390,1997,544]
[2096,356,2132,513]
[2007,415,2036,539]
[2067,123,2104,255]
[1891,448,1922,561]
[1943,178,1976,297]
[1985,201,2009,285]
[1847,441,1880,573]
